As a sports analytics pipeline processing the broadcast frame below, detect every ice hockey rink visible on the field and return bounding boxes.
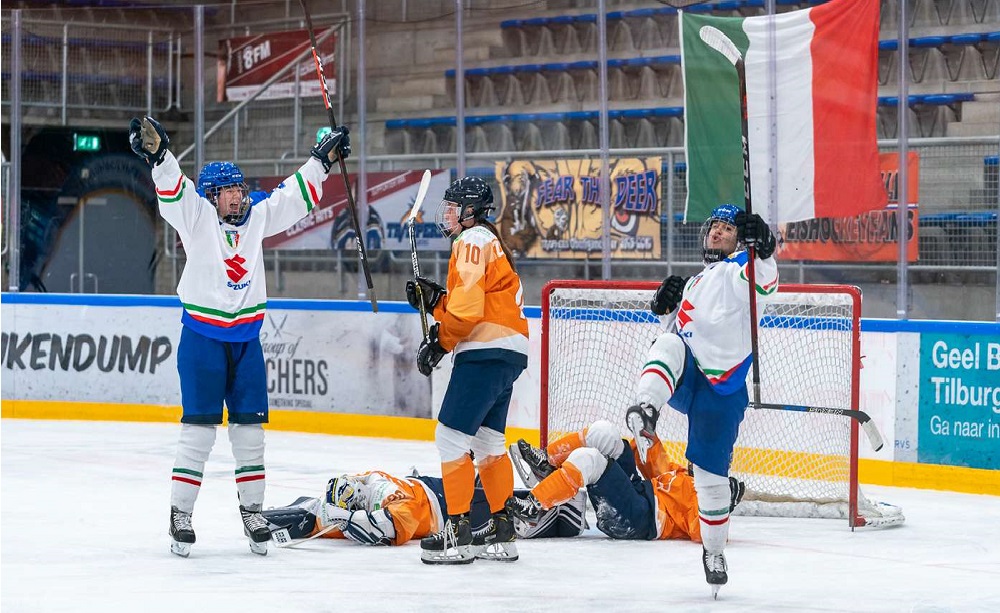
[2,419,998,613]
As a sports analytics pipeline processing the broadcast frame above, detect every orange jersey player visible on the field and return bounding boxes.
[508,417,745,544]
[260,470,587,546]
[405,176,529,565]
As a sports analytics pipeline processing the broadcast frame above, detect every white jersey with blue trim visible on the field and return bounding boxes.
[672,250,779,395]
[152,151,328,342]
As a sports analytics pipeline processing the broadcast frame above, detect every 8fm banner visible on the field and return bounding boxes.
[776,152,920,262]
[260,169,452,252]
[218,28,336,102]
[495,158,661,259]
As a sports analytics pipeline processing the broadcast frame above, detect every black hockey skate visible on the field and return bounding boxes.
[240,504,272,556]
[472,504,518,562]
[702,548,729,599]
[625,402,659,463]
[420,514,475,565]
[507,492,543,525]
[169,506,195,558]
[508,439,555,487]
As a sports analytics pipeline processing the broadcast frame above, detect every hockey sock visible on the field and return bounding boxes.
[636,334,685,407]
[437,423,476,515]
[229,423,265,508]
[532,447,607,509]
[171,424,217,513]
[546,430,586,466]
[477,454,515,513]
[693,464,731,553]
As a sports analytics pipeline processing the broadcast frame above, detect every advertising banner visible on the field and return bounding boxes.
[1,300,431,418]
[917,332,1000,470]
[218,28,336,103]
[494,158,662,259]
[260,169,452,252]
[776,152,920,262]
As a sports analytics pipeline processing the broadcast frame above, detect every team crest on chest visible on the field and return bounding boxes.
[224,229,240,248]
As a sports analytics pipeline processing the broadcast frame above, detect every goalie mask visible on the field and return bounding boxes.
[700,203,742,264]
[198,161,251,226]
[326,474,367,510]
[435,176,495,238]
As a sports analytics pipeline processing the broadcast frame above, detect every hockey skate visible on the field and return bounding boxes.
[508,439,555,487]
[240,504,272,556]
[625,402,659,463]
[472,505,518,562]
[420,514,475,565]
[702,548,728,599]
[169,506,196,557]
[507,492,543,525]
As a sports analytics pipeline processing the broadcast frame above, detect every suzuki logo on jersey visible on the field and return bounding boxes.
[224,230,240,249]
[224,253,249,284]
[677,299,695,330]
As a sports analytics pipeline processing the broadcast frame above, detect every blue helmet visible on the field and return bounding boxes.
[198,161,250,225]
[701,203,743,264]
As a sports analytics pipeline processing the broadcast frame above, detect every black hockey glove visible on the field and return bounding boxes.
[311,125,351,173]
[128,116,170,166]
[416,323,448,377]
[405,276,446,312]
[735,212,776,259]
[729,477,746,512]
[649,275,688,316]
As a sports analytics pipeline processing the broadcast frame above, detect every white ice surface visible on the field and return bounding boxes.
[2,419,999,612]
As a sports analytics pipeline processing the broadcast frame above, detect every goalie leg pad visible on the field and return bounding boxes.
[583,420,625,459]
[344,509,396,546]
[261,497,321,539]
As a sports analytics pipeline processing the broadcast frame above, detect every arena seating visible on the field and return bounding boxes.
[877,93,976,137]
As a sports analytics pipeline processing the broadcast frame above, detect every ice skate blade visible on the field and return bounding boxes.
[248,540,268,556]
[420,545,475,565]
[475,542,519,562]
[170,541,191,558]
[711,585,721,600]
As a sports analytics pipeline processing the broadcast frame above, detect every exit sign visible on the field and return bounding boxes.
[73,133,101,152]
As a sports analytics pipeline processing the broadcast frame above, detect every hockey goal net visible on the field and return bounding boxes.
[541,280,903,529]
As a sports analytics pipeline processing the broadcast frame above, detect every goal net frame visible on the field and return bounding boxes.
[539,279,903,529]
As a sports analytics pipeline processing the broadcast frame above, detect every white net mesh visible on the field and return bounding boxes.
[543,281,902,526]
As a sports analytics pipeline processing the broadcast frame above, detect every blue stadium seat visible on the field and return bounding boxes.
[908,36,948,83]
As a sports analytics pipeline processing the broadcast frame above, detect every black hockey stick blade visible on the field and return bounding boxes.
[749,401,885,451]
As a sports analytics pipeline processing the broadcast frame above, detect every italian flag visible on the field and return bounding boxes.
[680,0,886,223]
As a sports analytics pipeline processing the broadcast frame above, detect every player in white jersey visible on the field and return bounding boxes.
[628,203,777,597]
[128,116,350,558]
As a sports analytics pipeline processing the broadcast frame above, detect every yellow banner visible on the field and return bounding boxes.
[495,158,662,259]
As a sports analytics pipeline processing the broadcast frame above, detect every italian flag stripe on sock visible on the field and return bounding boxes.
[235,465,265,483]
[172,467,203,487]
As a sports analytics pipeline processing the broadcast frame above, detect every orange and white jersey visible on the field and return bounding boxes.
[314,471,443,545]
[432,225,529,360]
[631,440,703,542]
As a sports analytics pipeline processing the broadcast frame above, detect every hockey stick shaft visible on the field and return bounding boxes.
[406,170,433,340]
[272,520,342,548]
[750,401,885,451]
[699,25,762,405]
[299,0,378,313]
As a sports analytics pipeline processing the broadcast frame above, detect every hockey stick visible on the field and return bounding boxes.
[405,170,434,340]
[299,0,378,313]
[271,520,343,549]
[749,401,885,452]
[698,25,763,405]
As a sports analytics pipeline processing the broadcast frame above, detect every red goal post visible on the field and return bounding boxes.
[539,280,903,529]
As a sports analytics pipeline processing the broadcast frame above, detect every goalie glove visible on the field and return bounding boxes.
[416,323,448,377]
[625,402,659,464]
[405,276,446,312]
[310,125,351,173]
[128,116,169,167]
[343,509,396,546]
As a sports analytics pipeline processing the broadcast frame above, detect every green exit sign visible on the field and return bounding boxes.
[73,133,101,152]
[316,126,332,143]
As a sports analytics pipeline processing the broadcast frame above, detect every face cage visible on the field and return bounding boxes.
[207,183,250,224]
[699,218,741,264]
[435,200,466,237]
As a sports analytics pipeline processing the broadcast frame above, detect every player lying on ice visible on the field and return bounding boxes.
[507,416,745,546]
[260,468,587,550]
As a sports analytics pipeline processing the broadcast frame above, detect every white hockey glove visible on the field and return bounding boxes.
[343,509,396,546]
